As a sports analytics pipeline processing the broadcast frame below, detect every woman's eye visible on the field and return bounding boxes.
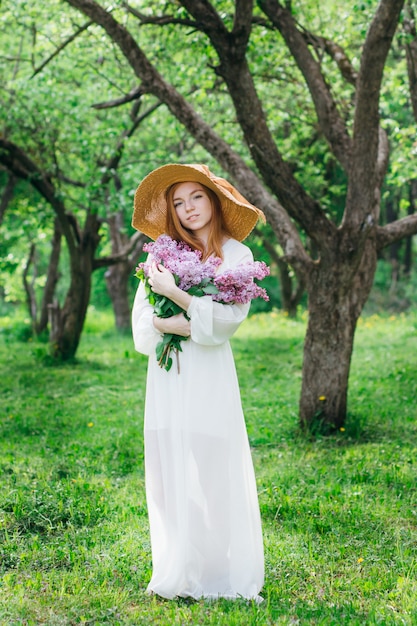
[174,201,183,209]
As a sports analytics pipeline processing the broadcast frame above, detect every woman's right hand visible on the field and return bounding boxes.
[153,313,191,337]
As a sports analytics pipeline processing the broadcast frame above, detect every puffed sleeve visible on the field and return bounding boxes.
[131,280,162,356]
[187,296,250,346]
[186,239,252,346]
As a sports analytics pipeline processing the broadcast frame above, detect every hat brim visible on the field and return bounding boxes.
[132,163,265,242]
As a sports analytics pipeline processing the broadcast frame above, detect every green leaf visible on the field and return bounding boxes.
[202,284,219,295]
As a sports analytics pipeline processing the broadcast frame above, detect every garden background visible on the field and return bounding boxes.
[1,1,417,624]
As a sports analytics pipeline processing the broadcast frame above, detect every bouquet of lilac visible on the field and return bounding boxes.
[135,235,270,372]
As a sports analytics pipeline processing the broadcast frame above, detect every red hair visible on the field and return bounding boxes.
[165,182,231,260]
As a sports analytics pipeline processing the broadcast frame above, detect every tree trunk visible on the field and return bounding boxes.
[404,180,417,276]
[23,243,38,324]
[50,255,92,361]
[105,263,132,331]
[36,217,62,334]
[300,242,377,430]
[50,245,96,360]
[101,214,146,331]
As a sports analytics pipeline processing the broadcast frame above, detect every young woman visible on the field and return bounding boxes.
[131,163,265,602]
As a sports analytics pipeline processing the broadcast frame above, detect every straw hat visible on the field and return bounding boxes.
[132,163,266,241]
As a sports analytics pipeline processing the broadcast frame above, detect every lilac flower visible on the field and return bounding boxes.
[213,261,270,304]
[137,235,222,291]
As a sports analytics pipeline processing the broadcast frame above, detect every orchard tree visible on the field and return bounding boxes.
[61,0,417,429]
[0,102,148,355]
[0,3,158,347]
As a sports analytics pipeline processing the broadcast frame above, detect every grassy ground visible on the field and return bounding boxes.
[0,309,416,625]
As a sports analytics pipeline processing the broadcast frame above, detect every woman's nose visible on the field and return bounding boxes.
[185,200,194,212]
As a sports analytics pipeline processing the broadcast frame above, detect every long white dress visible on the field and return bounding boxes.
[132,238,264,601]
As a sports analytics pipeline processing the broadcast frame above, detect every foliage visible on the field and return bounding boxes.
[0,310,416,624]
[0,0,414,320]
[1,0,415,297]
[1,0,417,423]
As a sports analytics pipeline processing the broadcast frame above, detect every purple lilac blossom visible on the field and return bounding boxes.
[136,234,269,302]
[213,261,270,303]
[138,235,222,290]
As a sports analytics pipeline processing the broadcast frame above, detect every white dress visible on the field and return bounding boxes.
[132,238,264,601]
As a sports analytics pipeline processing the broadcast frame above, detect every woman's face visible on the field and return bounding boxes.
[172,181,213,243]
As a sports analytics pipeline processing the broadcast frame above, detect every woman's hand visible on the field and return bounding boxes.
[148,262,193,312]
[148,262,177,297]
[153,313,191,337]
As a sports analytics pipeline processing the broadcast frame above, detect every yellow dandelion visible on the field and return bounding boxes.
[87,422,94,428]
[340,427,345,432]
[319,395,326,401]
[357,557,364,564]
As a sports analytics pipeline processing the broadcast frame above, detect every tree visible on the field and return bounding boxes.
[0,0,224,342]
[60,0,417,429]
[0,110,149,356]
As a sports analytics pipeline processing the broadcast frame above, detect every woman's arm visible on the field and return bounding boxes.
[186,242,253,346]
[131,281,162,355]
[153,313,190,336]
[147,262,191,337]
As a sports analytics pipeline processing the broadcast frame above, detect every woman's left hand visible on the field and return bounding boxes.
[148,263,176,297]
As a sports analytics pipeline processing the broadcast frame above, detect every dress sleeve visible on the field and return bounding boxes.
[186,241,252,346]
[187,296,250,346]
[131,280,162,356]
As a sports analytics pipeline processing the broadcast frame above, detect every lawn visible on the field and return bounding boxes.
[0,309,416,625]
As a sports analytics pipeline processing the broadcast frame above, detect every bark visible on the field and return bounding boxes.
[102,216,146,331]
[300,239,377,430]
[404,180,417,275]
[404,1,417,119]
[344,0,404,234]
[386,197,401,288]
[23,243,38,323]
[50,213,99,359]
[21,219,63,334]
[376,212,417,248]
[37,218,62,334]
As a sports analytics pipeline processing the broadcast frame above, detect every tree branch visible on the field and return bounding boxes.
[30,20,94,78]
[302,31,358,85]
[0,137,78,254]
[376,213,417,249]
[258,0,353,171]
[93,231,147,269]
[404,1,417,120]
[122,3,198,28]
[63,0,311,273]
[178,0,334,249]
[346,0,405,224]
[23,243,38,322]
[91,85,144,110]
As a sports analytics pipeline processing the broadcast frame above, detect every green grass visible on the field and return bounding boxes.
[0,308,416,625]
